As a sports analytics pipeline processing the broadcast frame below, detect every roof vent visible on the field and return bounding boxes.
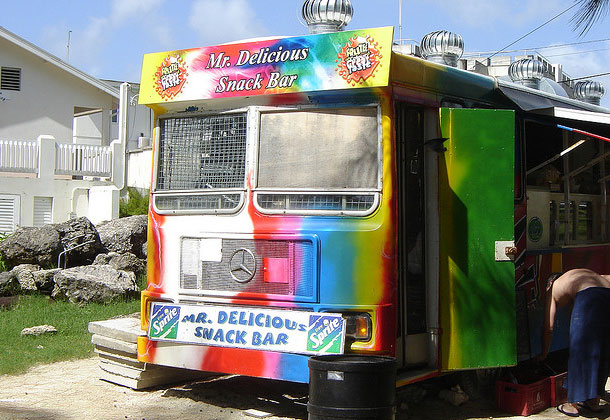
[508,58,544,89]
[420,30,464,67]
[573,80,605,105]
[302,0,353,34]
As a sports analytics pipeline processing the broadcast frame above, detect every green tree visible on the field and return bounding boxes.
[572,0,610,34]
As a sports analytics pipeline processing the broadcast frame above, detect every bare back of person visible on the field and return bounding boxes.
[551,269,610,307]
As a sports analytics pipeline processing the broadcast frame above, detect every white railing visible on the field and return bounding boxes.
[55,143,112,177]
[0,140,39,173]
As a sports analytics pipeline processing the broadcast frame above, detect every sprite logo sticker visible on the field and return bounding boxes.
[307,315,344,354]
[150,304,180,339]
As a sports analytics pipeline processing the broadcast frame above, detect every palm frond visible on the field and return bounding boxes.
[571,0,610,36]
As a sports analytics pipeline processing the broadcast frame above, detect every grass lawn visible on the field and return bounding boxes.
[0,294,141,375]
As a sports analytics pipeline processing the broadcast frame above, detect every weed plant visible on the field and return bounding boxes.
[0,231,9,272]
[119,187,149,218]
[0,294,140,375]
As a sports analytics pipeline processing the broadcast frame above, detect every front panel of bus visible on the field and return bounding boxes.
[138,95,396,382]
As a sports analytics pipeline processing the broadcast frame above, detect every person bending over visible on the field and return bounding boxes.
[539,268,610,417]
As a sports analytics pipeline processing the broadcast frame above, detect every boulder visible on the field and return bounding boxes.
[32,268,62,293]
[93,252,146,276]
[0,217,104,269]
[55,217,104,267]
[97,215,147,258]
[12,264,41,292]
[0,225,59,267]
[52,265,138,304]
[0,271,20,296]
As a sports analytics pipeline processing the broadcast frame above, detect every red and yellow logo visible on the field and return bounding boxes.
[154,55,188,100]
[336,35,382,86]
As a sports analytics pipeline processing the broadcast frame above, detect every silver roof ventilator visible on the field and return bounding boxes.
[573,80,605,106]
[302,0,353,34]
[420,30,464,67]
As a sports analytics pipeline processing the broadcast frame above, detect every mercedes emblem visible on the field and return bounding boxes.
[229,248,257,283]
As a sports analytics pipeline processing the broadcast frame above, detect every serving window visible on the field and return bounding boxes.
[525,120,610,248]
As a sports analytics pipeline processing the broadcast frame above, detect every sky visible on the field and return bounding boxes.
[2,0,610,106]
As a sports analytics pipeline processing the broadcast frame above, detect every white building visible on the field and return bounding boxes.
[0,26,125,232]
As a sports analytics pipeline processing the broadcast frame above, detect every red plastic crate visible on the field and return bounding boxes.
[550,372,568,406]
[496,377,551,416]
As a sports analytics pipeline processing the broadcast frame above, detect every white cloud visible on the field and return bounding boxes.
[534,42,610,107]
[188,0,267,44]
[547,42,610,82]
[40,0,171,78]
[110,0,164,24]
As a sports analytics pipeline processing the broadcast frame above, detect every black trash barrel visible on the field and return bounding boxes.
[308,355,396,420]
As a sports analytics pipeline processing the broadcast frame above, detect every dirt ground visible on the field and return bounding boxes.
[1,357,609,420]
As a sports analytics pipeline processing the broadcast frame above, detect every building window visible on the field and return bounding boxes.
[1,67,21,91]
[0,194,20,234]
[33,197,53,227]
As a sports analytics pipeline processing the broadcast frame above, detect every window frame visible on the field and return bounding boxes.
[151,108,252,215]
[252,104,383,217]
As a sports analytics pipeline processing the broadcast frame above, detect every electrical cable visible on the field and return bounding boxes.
[558,71,610,83]
[544,47,610,58]
[488,3,579,59]
[463,37,610,57]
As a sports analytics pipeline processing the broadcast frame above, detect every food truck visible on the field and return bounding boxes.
[136,4,610,385]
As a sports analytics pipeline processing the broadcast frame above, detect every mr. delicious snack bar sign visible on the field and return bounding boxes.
[139,27,393,104]
[148,302,346,355]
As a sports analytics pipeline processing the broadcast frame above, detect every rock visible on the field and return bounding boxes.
[0,225,60,267]
[97,215,147,258]
[93,252,145,276]
[0,217,104,269]
[55,217,104,267]
[12,264,41,292]
[32,268,62,293]
[21,325,58,336]
[439,386,469,406]
[52,265,138,304]
[397,384,427,406]
[0,271,20,296]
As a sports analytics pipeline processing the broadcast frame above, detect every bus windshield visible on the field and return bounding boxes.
[256,106,380,214]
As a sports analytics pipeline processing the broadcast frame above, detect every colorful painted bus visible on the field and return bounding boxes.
[135,24,610,384]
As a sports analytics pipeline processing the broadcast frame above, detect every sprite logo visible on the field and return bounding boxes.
[307,315,344,354]
[150,305,180,339]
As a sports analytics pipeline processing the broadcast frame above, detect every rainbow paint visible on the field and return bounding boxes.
[139,27,393,104]
[137,22,610,386]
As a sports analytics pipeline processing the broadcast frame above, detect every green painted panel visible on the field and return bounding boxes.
[439,108,516,370]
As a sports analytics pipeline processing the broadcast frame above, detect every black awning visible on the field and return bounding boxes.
[498,84,610,114]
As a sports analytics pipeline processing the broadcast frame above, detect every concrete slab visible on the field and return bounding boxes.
[91,334,138,355]
[88,316,144,344]
[99,370,170,390]
[94,348,144,368]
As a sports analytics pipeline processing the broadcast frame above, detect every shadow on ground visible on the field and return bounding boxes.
[0,406,64,420]
[162,375,309,419]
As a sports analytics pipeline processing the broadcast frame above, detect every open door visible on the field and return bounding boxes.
[439,108,516,370]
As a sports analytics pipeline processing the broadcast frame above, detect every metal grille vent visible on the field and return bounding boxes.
[155,194,241,211]
[257,194,375,212]
[1,67,21,91]
[0,195,19,234]
[33,197,52,226]
[180,238,315,301]
[157,114,247,191]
